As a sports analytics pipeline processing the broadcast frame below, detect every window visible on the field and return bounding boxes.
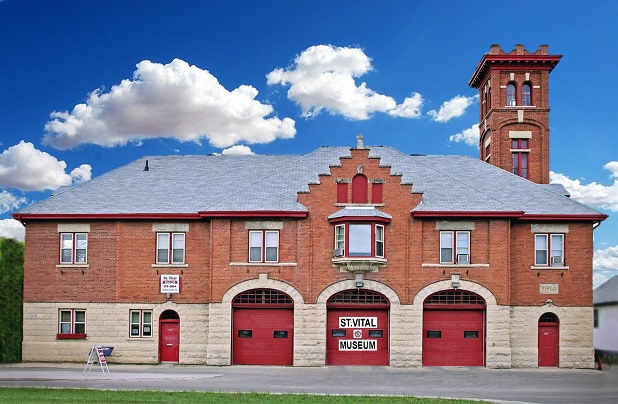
[334,223,385,258]
[594,309,598,328]
[507,83,516,106]
[60,233,88,264]
[535,234,564,266]
[58,309,86,337]
[511,139,529,178]
[522,82,532,106]
[130,310,152,337]
[440,231,470,264]
[249,230,279,262]
[156,233,185,264]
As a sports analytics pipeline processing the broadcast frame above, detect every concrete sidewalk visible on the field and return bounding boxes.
[1,362,617,404]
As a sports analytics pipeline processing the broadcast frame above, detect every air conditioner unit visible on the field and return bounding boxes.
[551,256,563,266]
[333,248,345,257]
[457,254,470,264]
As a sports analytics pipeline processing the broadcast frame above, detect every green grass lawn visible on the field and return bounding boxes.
[0,388,490,403]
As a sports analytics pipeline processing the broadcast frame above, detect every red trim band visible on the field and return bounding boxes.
[198,210,308,218]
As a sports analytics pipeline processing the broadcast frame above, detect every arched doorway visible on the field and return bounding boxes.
[232,289,294,365]
[159,310,180,363]
[326,289,390,365]
[422,289,486,366]
[538,312,559,367]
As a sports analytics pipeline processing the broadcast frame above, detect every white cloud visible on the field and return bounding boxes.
[449,124,479,147]
[428,95,478,123]
[70,164,92,184]
[267,45,422,120]
[593,245,618,288]
[43,59,296,149]
[0,191,27,214]
[388,93,423,118]
[221,145,254,155]
[0,219,25,242]
[550,161,618,212]
[0,141,92,191]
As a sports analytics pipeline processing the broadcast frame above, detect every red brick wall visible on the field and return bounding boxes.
[22,151,596,310]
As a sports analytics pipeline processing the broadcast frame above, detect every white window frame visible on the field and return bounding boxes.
[440,231,470,264]
[156,232,185,264]
[535,233,564,266]
[60,233,88,264]
[375,225,385,258]
[130,310,153,338]
[58,309,86,335]
[248,230,279,263]
[334,224,345,254]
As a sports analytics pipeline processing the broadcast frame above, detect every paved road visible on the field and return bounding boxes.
[1,363,617,404]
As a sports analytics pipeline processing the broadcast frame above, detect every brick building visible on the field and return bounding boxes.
[14,44,607,368]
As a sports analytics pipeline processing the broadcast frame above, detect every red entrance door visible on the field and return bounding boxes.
[538,313,559,367]
[233,308,294,365]
[159,320,180,362]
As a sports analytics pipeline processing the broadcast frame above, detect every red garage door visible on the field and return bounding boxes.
[422,290,485,366]
[327,290,390,366]
[232,289,294,365]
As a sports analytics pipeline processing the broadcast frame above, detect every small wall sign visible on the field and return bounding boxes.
[539,283,559,294]
[160,274,180,294]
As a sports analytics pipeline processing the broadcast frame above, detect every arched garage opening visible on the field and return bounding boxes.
[422,289,486,366]
[326,289,390,365]
[232,288,294,365]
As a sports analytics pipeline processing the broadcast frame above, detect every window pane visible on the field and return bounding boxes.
[535,234,548,265]
[60,311,71,322]
[143,312,151,324]
[375,226,384,257]
[61,249,73,263]
[507,84,516,106]
[335,225,345,250]
[265,247,278,262]
[249,247,262,262]
[61,234,73,249]
[172,248,184,263]
[76,234,88,249]
[143,324,152,337]
[265,232,278,262]
[75,249,87,263]
[157,248,169,263]
[172,234,185,249]
[131,324,140,335]
[349,224,371,256]
[74,323,85,334]
[75,311,85,322]
[131,311,140,323]
[60,323,71,333]
[440,232,453,263]
[456,232,469,255]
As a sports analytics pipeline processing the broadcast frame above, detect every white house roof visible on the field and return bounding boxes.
[14,145,606,220]
[594,275,618,305]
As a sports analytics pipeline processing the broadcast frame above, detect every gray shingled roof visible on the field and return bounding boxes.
[328,207,392,220]
[594,275,618,305]
[15,145,604,218]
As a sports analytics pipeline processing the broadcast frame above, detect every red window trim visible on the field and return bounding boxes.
[56,333,87,339]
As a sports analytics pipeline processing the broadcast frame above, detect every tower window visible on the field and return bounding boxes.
[507,83,516,106]
[522,83,532,106]
[511,139,529,179]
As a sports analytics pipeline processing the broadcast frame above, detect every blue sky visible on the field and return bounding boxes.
[1,0,617,286]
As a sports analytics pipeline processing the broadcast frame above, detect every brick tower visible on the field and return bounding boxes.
[469,44,561,184]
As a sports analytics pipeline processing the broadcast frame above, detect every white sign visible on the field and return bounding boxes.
[339,340,377,351]
[339,317,377,328]
[539,283,559,294]
[161,275,180,293]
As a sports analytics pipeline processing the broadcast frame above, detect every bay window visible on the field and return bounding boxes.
[333,223,385,258]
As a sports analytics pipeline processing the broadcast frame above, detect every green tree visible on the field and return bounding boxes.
[0,237,24,362]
